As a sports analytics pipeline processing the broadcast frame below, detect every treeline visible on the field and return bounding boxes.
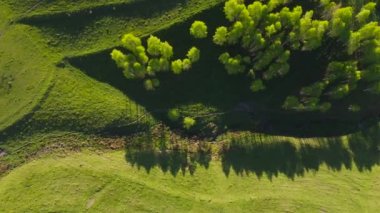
[214,0,380,112]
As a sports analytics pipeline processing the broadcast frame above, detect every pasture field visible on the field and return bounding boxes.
[0,150,379,212]
[0,0,380,212]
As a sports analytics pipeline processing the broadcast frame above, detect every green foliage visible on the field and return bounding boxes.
[224,0,245,22]
[160,41,174,59]
[228,21,244,44]
[300,82,326,97]
[330,7,354,40]
[121,33,142,53]
[168,108,180,121]
[283,96,301,110]
[209,0,380,113]
[291,60,361,112]
[299,11,329,51]
[213,0,330,95]
[144,79,160,91]
[250,79,266,92]
[267,0,289,12]
[183,117,196,129]
[218,53,246,75]
[111,33,201,90]
[356,7,371,24]
[329,84,350,99]
[213,26,228,45]
[190,21,208,39]
[171,59,184,75]
[187,47,200,63]
[147,35,162,56]
[182,59,192,70]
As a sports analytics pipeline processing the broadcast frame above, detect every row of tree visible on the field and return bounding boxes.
[213,0,380,112]
[286,1,380,112]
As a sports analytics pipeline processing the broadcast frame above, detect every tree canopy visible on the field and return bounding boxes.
[190,21,208,39]
[205,0,380,113]
[111,0,380,115]
[111,34,201,90]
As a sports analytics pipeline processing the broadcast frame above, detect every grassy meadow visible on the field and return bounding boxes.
[0,150,379,212]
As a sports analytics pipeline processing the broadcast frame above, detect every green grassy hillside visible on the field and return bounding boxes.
[0,151,379,212]
[0,0,223,136]
[0,0,380,212]
[18,0,224,56]
[0,24,55,132]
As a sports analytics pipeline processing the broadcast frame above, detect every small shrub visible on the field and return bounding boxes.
[183,117,196,130]
[190,21,208,39]
[168,109,180,121]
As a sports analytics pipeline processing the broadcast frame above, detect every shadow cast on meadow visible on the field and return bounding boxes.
[124,124,380,179]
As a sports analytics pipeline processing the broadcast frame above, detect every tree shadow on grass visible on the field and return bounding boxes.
[220,126,380,180]
[123,126,212,176]
[125,148,212,176]
[221,136,353,180]
[123,124,380,179]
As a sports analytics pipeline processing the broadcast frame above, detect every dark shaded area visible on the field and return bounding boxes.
[348,124,380,171]
[126,148,212,176]
[220,126,380,179]
[221,136,353,179]
[124,127,212,176]
[67,4,380,137]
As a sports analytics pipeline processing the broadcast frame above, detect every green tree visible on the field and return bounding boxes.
[283,96,301,110]
[147,35,162,56]
[210,0,380,113]
[187,47,200,63]
[219,53,246,75]
[330,7,354,40]
[111,33,201,90]
[224,0,246,22]
[190,21,208,39]
[121,33,142,53]
[213,26,228,46]
[356,2,376,24]
[182,59,192,71]
[250,79,265,92]
[168,108,180,121]
[171,59,184,74]
[183,117,196,130]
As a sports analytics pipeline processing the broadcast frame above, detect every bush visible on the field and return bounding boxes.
[168,109,180,121]
[183,117,196,130]
[190,21,208,39]
[187,47,200,63]
[111,33,201,90]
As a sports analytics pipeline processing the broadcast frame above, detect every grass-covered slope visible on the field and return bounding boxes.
[0,24,55,132]
[18,0,224,56]
[0,0,224,136]
[4,0,139,16]
[27,66,154,133]
[0,151,378,212]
